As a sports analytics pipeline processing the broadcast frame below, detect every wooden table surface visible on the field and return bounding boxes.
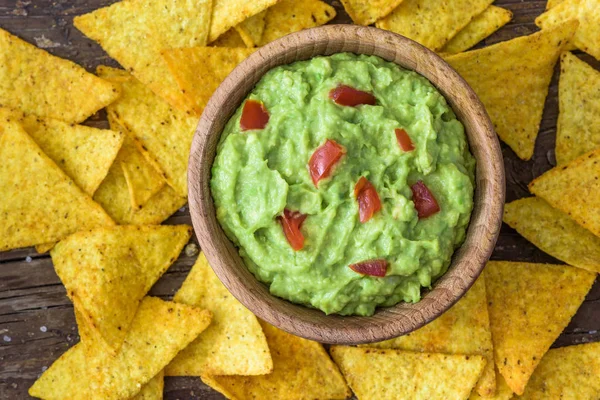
[1,1,599,399]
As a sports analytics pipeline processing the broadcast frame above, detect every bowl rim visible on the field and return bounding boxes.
[188,24,505,344]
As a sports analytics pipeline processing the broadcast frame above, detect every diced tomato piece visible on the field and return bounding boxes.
[349,259,388,277]
[240,99,269,131]
[308,139,345,187]
[395,128,414,152]
[410,181,440,219]
[329,85,376,107]
[354,177,382,223]
[278,209,308,251]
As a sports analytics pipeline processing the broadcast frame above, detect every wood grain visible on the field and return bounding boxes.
[1,0,599,399]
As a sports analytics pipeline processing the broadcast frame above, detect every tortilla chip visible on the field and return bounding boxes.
[365,276,495,397]
[51,225,191,353]
[211,29,248,48]
[0,28,118,124]
[441,6,513,54]
[132,371,164,400]
[469,371,513,400]
[234,11,267,48]
[445,21,577,160]
[547,0,565,8]
[29,297,211,400]
[162,47,256,116]
[259,0,337,46]
[520,342,600,399]
[504,197,600,273]
[202,321,350,400]
[340,0,404,26]
[484,261,595,395]
[529,148,600,237]
[165,252,272,376]
[98,66,198,197]
[376,0,494,51]
[330,346,486,400]
[0,121,114,251]
[555,52,600,164]
[536,0,600,61]
[209,0,279,43]
[74,0,212,112]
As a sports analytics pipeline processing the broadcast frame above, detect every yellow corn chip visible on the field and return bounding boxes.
[520,342,600,399]
[132,371,164,400]
[555,52,600,165]
[0,121,114,251]
[162,47,256,116]
[0,28,118,124]
[235,11,267,48]
[376,0,494,51]
[446,21,577,160]
[484,261,595,395]
[340,0,404,26]
[202,321,350,400]
[330,346,486,400]
[536,0,600,61]
[166,252,272,376]
[211,28,248,48]
[29,297,211,400]
[441,6,513,54]
[366,276,495,397]
[51,225,191,353]
[259,0,337,46]
[98,66,198,197]
[504,197,600,273]
[529,148,600,237]
[547,0,565,8]
[469,370,514,400]
[209,0,279,43]
[74,0,212,112]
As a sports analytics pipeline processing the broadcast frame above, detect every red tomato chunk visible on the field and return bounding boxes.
[240,99,269,131]
[329,85,376,107]
[349,259,388,277]
[354,176,382,223]
[278,209,307,251]
[308,139,345,187]
[410,181,440,219]
[395,128,414,152]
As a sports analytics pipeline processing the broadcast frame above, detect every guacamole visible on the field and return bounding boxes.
[211,53,475,316]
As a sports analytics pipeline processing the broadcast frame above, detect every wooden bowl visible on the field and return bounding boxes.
[188,25,504,344]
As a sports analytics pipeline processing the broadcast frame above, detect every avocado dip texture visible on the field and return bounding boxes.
[211,53,475,316]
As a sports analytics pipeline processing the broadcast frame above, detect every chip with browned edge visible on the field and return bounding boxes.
[446,21,577,160]
[365,276,495,397]
[340,0,404,26]
[209,0,279,43]
[234,11,267,47]
[0,28,119,124]
[29,297,211,400]
[0,121,114,252]
[555,52,600,165]
[484,261,595,395]
[74,0,212,112]
[331,346,486,400]
[165,252,272,376]
[51,225,191,353]
[203,321,350,400]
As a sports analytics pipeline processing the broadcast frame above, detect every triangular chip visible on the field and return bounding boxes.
[330,346,486,400]
[484,261,595,395]
[376,0,494,51]
[162,47,256,116]
[234,10,267,48]
[259,0,337,46]
[165,252,272,376]
[51,225,192,353]
[29,297,211,400]
[0,107,124,196]
[529,147,600,237]
[504,197,600,273]
[520,342,600,399]
[0,121,114,252]
[0,28,118,124]
[446,21,577,160]
[74,0,212,112]
[209,0,279,43]
[365,276,495,397]
[211,29,248,47]
[441,6,513,54]
[132,371,164,400]
[98,66,198,197]
[469,370,513,400]
[536,0,600,61]
[203,321,350,400]
[340,0,404,26]
[555,52,600,164]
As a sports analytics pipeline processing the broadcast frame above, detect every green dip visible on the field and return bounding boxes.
[211,53,475,316]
